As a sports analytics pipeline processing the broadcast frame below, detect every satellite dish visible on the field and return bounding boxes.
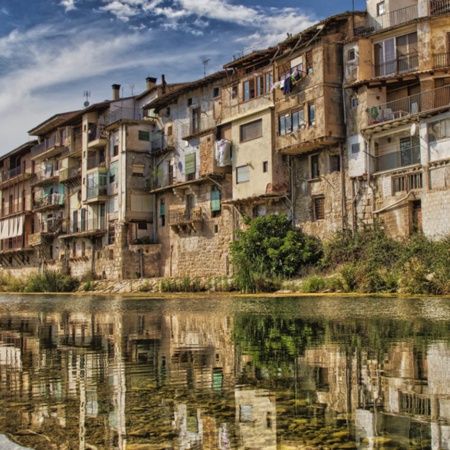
[410,123,417,136]
[84,101,90,107]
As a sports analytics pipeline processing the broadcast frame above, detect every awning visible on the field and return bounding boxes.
[0,215,24,240]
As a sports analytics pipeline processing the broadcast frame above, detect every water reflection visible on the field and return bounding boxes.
[0,295,449,449]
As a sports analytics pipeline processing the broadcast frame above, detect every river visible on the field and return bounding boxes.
[0,294,449,449]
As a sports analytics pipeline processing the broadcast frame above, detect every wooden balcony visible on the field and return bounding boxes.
[169,207,203,233]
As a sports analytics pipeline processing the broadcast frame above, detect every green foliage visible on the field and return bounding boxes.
[301,275,326,293]
[24,270,79,293]
[160,276,206,293]
[230,214,323,293]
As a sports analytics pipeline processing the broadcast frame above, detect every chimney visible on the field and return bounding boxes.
[146,77,157,90]
[161,74,166,94]
[112,84,121,101]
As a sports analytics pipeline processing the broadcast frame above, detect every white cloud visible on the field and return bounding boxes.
[60,0,77,12]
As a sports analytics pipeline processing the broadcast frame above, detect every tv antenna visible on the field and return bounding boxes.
[129,84,136,95]
[83,90,91,107]
[203,58,210,77]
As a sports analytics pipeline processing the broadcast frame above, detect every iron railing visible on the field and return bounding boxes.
[150,133,175,153]
[34,193,64,209]
[373,53,419,78]
[366,84,450,127]
[59,165,81,182]
[0,236,29,252]
[2,199,33,216]
[106,107,142,125]
[433,51,450,68]
[87,184,107,199]
[180,115,217,139]
[68,217,106,234]
[375,145,421,172]
[430,0,450,15]
[169,207,203,225]
[368,4,418,30]
[1,166,30,183]
[87,155,106,170]
[87,123,106,142]
[31,133,65,158]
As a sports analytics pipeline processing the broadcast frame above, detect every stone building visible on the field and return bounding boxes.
[344,0,450,238]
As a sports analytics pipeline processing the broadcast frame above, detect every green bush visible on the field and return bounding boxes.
[24,270,79,293]
[301,275,326,293]
[230,214,323,293]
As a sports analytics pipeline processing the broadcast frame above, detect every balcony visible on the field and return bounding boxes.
[87,154,107,171]
[28,219,64,245]
[32,167,60,187]
[430,0,450,15]
[169,207,203,233]
[181,115,217,140]
[62,217,107,238]
[368,4,418,31]
[33,193,64,212]
[433,51,450,69]
[375,145,421,172]
[0,236,32,253]
[150,133,175,154]
[0,166,31,187]
[60,164,81,184]
[31,134,66,160]
[373,53,419,78]
[86,183,108,203]
[2,199,33,217]
[106,107,142,126]
[364,85,450,131]
[87,123,107,148]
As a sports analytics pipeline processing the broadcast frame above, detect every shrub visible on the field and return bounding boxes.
[301,275,326,293]
[24,270,79,293]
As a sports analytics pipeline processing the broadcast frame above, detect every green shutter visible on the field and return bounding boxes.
[185,153,196,175]
[211,189,221,212]
[138,130,150,141]
[160,201,165,216]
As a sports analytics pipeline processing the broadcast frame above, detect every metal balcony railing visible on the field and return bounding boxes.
[373,53,419,78]
[430,0,450,15]
[87,123,106,142]
[368,4,418,30]
[375,145,421,172]
[87,184,107,199]
[59,165,81,182]
[34,193,64,209]
[106,107,142,125]
[68,217,106,234]
[34,168,59,184]
[181,115,217,139]
[366,84,450,127]
[31,133,65,158]
[150,133,175,153]
[1,166,29,183]
[39,219,64,234]
[433,51,450,69]
[87,155,106,170]
[2,199,33,216]
[0,236,29,252]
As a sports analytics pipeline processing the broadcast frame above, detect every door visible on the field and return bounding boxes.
[100,203,106,229]
[411,200,422,233]
[185,194,194,220]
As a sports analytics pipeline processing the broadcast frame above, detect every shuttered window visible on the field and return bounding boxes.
[240,119,262,142]
[211,187,221,212]
[185,153,196,175]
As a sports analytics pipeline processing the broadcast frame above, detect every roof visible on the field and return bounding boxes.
[144,71,230,112]
[135,82,186,100]
[57,101,112,127]
[0,140,38,162]
[28,111,80,136]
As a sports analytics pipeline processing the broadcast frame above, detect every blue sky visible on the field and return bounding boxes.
[0,0,366,154]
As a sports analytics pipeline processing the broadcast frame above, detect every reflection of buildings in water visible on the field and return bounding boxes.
[302,341,450,449]
[235,389,276,450]
[0,309,236,449]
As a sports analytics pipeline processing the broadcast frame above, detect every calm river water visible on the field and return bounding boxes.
[0,294,450,450]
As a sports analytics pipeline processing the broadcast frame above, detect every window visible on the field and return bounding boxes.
[329,155,341,173]
[351,143,360,154]
[187,98,193,106]
[113,145,119,157]
[138,130,150,141]
[185,153,196,180]
[232,85,238,98]
[236,165,250,183]
[138,222,147,230]
[240,119,262,142]
[167,125,173,136]
[132,164,145,177]
[348,49,356,61]
[308,103,315,126]
[392,172,423,194]
[377,1,385,15]
[310,154,320,179]
[211,186,221,216]
[191,107,200,134]
[213,87,220,98]
[263,161,268,172]
[160,198,165,226]
[313,196,325,221]
[240,405,253,422]
[352,97,359,108]
[242,71,272,101]
[278,113,291,136]
[306,50,313,73]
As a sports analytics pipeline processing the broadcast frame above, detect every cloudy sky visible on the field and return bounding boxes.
[0,0,366,154]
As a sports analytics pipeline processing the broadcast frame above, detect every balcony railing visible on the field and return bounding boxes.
[39,219,64,234]
[34,193,64,210]
[2,199,33,216]
[59,165,81,182]
[433,51,450,69]
[169,207,203,226]
[34,168,59,185]
[87,184,107,199]
[31,134,65,158]
[368,4,418,30]
[366,84,450,128]
[87,123,106,142]
[374,53,419,78]
[1,166,30,183]
[150,133,175,153]
[0,236,29,252]
[375,145,421,172]
[181,115,217,139]
[106,107,142,125]
[430,0,450,15]
[87,155,106,170]
[68,217,106,234]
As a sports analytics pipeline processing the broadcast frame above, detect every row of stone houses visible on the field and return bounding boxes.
[1,0,450,280]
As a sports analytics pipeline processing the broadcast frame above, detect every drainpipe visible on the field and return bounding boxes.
[373,191,414,215]
[340,144,347,230]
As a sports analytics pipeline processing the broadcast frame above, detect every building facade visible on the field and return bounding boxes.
[1,0,449,281]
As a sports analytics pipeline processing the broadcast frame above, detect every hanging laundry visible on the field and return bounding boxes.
[215,139,232,167]
[271,81,282,91]
[283,76,292,95]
